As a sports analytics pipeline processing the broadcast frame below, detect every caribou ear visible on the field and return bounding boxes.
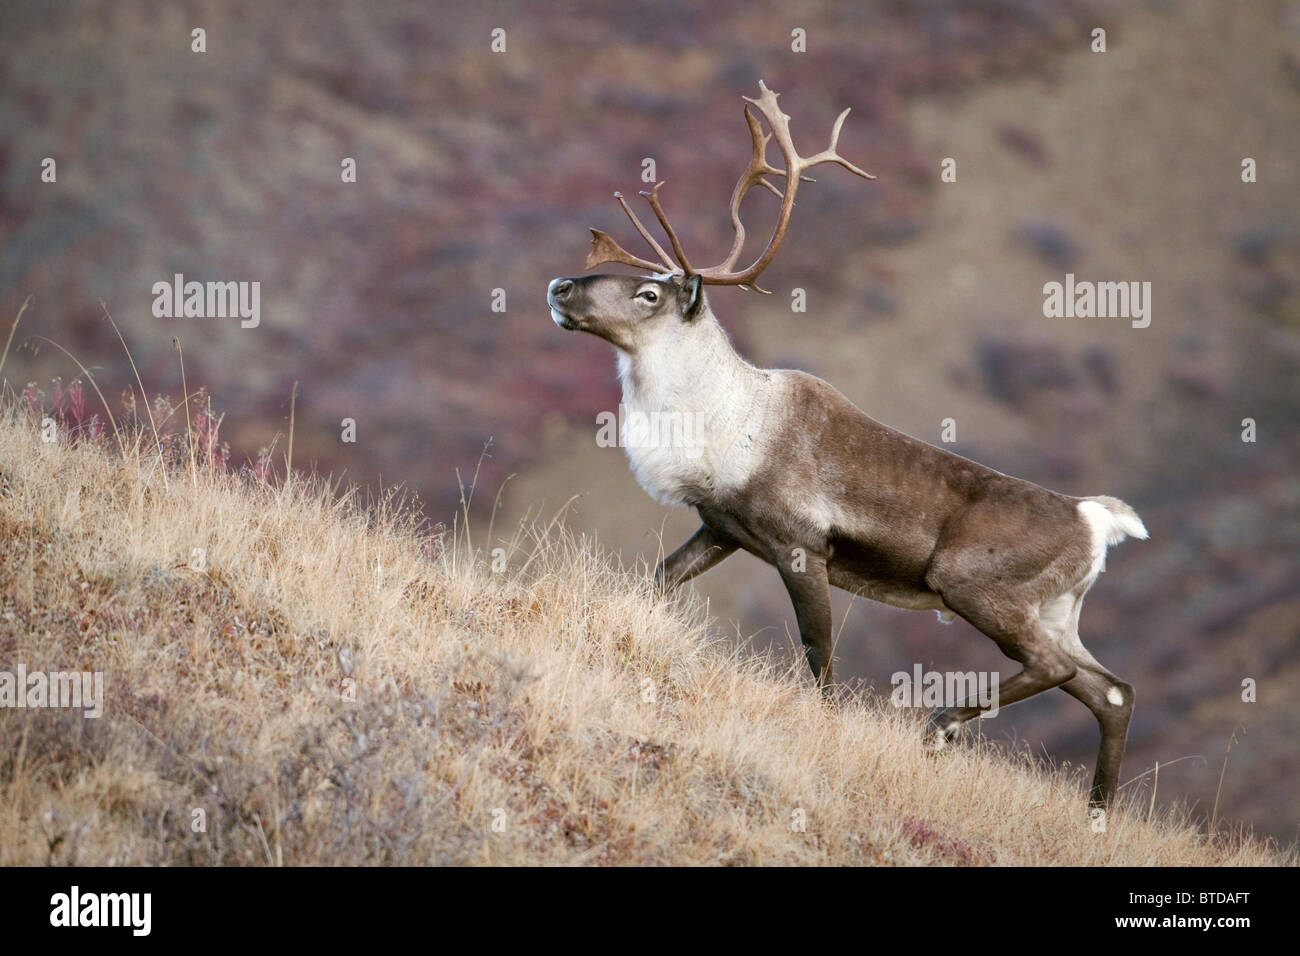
[678,274,704,320]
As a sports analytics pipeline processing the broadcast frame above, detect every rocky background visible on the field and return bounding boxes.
[2,0,1297,842]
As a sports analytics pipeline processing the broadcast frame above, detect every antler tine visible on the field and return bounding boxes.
[585,187,679,273]
[800,108,877,181]
[639,182,693,275]
[587,185,693,275]
[614,190,678,271]
[585,227,668,272]
[697,80,875,289]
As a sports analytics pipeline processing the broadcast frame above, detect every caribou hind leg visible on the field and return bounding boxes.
[919,578,1080,748]
[923,582,1134,809]
[1058,651,1134,809]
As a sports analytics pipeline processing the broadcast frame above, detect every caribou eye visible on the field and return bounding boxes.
[636,289,659,303]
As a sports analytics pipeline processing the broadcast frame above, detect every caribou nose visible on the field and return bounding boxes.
[548,277,574,303]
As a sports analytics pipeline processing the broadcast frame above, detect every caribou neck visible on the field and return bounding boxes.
[615,308,768,420]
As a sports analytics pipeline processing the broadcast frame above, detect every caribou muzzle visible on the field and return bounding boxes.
[548,276,583,330]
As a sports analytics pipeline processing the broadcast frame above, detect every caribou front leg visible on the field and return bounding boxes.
[654,524,737,592]
[777,548,835,700]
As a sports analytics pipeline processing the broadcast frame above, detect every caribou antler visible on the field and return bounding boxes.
[586,80,875,293]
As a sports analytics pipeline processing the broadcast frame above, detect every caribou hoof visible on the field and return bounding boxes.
[922,717,959,753]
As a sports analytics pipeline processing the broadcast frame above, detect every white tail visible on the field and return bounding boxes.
[1081,496,1149,546]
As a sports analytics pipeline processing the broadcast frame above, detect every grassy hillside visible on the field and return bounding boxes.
[0,400,1286,865]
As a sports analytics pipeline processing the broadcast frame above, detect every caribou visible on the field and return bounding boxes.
[546,81,1147,809]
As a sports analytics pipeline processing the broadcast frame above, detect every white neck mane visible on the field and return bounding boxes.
[613,312,776,507]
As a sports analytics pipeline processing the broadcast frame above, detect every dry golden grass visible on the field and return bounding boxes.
[0,400,1288,866]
